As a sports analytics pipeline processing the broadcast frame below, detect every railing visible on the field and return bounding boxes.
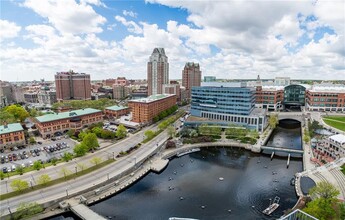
[279,209,318,220]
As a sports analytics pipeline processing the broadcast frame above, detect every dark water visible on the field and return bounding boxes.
[47,212,80,220]
[90,148,302,220]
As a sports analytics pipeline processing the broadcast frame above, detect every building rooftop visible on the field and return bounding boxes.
[129,94,175,103]
[309,85,345,93]
[105,105,128,111]
[0,123,24,135]
[35,108,102,123]
[200,82,249,88]
[329,134,345,144]
[261,85,285,91]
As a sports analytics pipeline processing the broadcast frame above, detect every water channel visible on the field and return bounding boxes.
[50,120,303,220]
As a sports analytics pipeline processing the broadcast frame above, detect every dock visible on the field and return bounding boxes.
[177,148,200,157]
[65,198,106,220]
[150,158,169,172]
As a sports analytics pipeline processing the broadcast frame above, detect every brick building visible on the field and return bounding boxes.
[104,105,130,119]
[128,94,176,123]
[163,83,181,102]
[182,62,201,99]
[255,86,284,111]
[0,123,25,150]
[306,86,345,112]
[35,108,102,138]
[55,70,91,101]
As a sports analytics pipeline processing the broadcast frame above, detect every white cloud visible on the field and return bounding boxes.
[80,0,106,7]
[115,16,143,34]
[24,0,106,34]
[123,10,137,18]
[0,20,21,41]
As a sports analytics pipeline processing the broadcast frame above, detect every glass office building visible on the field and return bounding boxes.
[283,84,306,109]
[188,83,267,131]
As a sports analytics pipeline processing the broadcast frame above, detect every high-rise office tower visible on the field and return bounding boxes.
[147,48,169,96]
[55,70,91,101]
[182,62,201,99]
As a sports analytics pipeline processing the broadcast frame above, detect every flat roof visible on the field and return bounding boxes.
[36,108,102,123]
[0,123,24,135]
[105,105,128,111]
[329,134,345,144]
[129,94,175,103]
[309,86,345,93]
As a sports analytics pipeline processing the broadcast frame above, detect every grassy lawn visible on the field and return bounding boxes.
[324,116,345,123]
[341,165,345,175]
[323,117,345,132]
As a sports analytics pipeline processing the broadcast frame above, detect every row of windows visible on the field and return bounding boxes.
[201,112,259,125]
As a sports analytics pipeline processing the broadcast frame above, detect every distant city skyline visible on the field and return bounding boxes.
[0,0,344,81]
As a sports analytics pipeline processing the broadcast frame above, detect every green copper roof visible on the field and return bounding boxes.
[35,108,102,123]
[105,105,128,111]
[0,123,24,135]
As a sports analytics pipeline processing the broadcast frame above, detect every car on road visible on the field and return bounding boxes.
[28,161,33,166]
[37,141,42,145]
[2,167,8,173]
[11,165,16,172]
[21,163,26,168]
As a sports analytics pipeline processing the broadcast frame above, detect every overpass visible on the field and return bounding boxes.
[261,146,304,154]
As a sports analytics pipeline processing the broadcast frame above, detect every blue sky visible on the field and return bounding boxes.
[0,0,344,81]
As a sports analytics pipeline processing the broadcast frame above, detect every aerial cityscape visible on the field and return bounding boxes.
[0,0,344,220]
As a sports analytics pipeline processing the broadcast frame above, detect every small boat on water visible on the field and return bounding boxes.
[262,196,280,215]
[290,177,295,186]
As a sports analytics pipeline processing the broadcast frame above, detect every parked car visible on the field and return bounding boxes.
[11,165,16,172]
[2,167,8,173]
[37,141,42,145]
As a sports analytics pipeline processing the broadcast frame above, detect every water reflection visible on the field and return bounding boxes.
[90,148,302,220]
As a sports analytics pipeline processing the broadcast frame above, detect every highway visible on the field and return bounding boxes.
[0,116,183,217]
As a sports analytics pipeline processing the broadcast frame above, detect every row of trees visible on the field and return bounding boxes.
[51,98,117,111]
[153,105,178,123]
[8,157,103,192]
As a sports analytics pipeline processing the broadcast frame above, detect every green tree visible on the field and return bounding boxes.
[144,130,155,140]
[269,114,279,129]
[33,161,42,170]
[62,152,73,162]
[73,143,88,157]
[10,179,29,192]
[67,129,75,138]
[82,133,99,151]
[29,108,38,117]
[309,181,340,200]
[60,167,72,179]
[78,131,87,141]
[303,133,311,143]
[5,105,29,122]
[116,124,127,139]
[16,166,24,175]
[0,109,16,124]
[14,202,43,219]
[0,171,5,180]
[51,157,58,166]
[90,157,102,166]
[303,197,336,220]
[167,125,176,138]
[37,174,51,186]
[29,136,36,144]
[77,163,87,172]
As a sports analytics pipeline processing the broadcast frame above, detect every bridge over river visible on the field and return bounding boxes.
[261,146,304,154]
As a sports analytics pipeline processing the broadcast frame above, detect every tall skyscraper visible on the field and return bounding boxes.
[182,62,201,99]
[147,48,169,96]
[55,70,91,101]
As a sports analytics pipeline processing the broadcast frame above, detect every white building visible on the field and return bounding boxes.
[318,134,345,160]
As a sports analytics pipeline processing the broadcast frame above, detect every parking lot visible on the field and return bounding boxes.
[1,138,76,173]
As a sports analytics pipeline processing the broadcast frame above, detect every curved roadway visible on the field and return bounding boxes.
[0,119,182,217]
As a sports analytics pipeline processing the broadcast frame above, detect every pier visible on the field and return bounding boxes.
[64,198,106,220]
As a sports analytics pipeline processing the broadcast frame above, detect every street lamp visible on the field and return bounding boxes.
[5,180,8,193]
[75,166,77,175]
[107,173,109,180]
[113,152,115,160]
[66,188,69,198]
[29,180,33,189]
[133,156,137,166]
[8,206,12,219]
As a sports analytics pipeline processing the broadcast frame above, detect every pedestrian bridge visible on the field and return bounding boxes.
[62,198,106,220]
[277,112,305,124]
[261,146,304,154]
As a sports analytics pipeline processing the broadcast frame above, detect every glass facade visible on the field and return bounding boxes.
[283,85,306,106]
[191,86,256,116]
[188,86,266,131]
